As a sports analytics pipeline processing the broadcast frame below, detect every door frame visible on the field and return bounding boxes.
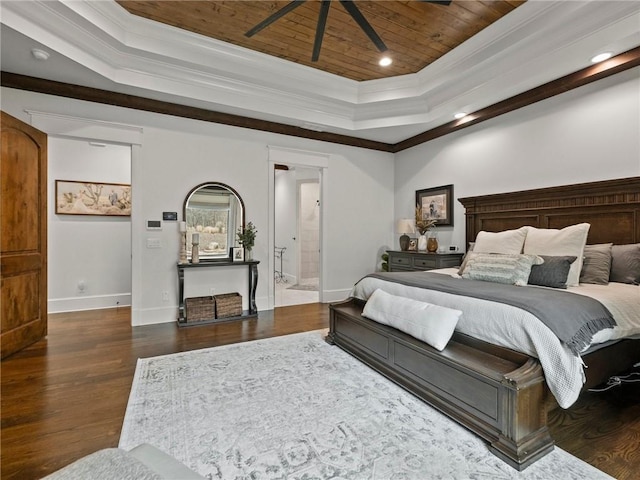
[267,146,329,310]
[25,111,143,324]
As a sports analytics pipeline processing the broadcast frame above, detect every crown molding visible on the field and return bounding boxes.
[1,71,393,152]
[2,0,639,142]
[394,47,640,152]
[3,45,639,153]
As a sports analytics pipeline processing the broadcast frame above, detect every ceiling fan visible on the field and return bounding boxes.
[245,0,452,62]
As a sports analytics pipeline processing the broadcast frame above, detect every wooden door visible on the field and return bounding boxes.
[1,111,48,359]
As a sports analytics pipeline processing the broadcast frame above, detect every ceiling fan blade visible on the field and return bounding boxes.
[338,0,387,52]
[245,0,306,37]
[419,0,452,5]
[312,1,331,61]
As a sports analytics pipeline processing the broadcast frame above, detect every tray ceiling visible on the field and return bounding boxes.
[116,0,524,81]
[1,1,639,144]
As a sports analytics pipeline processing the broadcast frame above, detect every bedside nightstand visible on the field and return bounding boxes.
[387,250,464,272]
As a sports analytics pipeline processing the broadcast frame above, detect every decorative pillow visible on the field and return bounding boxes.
[610,243,640,285]
[460,252,543,286]
[457,242,475,275]
[528,255,577,289]
[523,223,590,287]
[473,227,528,254]
[362,289,462,351]
[580,243,612,285]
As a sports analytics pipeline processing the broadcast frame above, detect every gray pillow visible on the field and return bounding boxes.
[528,255,577,289]
[580,243,612,285]
[610,243,640,285]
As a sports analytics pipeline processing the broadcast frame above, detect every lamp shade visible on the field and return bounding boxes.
[396,219,415,251]
[396,219,415,234]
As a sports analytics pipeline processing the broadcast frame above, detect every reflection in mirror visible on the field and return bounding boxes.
[183,182,244,261]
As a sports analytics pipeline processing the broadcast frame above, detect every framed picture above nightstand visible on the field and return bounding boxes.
[387,250,464,272]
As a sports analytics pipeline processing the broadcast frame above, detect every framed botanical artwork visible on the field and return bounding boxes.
[55,180,131,216]
[415,184,454,226]
[231,247,245,262]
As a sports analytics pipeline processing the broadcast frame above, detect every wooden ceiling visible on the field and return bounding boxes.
[116,0,525,81]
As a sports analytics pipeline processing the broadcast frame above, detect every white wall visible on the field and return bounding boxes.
[2,87,395,325]
[395,66,640,252]
[274,169,297,283]
[47,138,131,312]
[8,65,634,325]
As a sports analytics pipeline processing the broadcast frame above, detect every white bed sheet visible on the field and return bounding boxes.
[350,268,640,409]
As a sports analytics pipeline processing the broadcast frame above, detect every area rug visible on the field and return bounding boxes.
[120,331,612,479]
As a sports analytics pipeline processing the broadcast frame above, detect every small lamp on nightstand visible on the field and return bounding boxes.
[396,219,415,251]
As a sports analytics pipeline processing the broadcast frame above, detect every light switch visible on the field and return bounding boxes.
[147,238,162,248]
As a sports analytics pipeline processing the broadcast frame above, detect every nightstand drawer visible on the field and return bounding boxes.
[413,257,437,269]
[389,255,411,267]
[387,251,464,272]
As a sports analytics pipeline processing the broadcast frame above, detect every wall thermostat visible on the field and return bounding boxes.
[146,220,162,230]
[163,211,178,221]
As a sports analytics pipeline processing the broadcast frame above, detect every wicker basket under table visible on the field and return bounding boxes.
[185,296,215,322]
[215,292,242,318]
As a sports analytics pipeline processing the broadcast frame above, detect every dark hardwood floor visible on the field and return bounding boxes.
[1,304,637,479]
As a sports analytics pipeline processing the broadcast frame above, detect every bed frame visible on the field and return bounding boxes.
[328,176,640,470]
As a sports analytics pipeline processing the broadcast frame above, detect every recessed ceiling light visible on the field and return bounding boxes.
[31,48,50,61]
[591,52,613,63]
[379,57,392,67]
[454,112,467,119]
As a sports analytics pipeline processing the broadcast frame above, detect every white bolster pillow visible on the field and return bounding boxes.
[362,289,462,351]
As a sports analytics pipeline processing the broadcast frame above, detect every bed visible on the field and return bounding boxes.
[327,176,640,470]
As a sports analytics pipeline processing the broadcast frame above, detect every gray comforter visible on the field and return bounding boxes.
[362,272,616,356]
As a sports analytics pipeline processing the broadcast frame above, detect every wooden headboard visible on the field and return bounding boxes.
[458,177,640,248]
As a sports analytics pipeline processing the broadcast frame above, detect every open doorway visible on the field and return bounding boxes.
[274,166,320,307]
[48,138,132,313]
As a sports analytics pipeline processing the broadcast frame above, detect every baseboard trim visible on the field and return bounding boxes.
[321,289,351,304]
[133,306,178,326]
[48,293,131,313]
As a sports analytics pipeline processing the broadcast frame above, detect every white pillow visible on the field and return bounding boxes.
[523,223,590,287]
[362,289,462,351]
[473,226,528,254]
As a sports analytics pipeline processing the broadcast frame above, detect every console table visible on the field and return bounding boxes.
[177,260,259,326]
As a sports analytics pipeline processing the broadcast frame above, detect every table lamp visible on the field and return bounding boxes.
[396,219,415,251]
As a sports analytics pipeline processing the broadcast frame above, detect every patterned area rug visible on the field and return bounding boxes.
[120,331,611,479]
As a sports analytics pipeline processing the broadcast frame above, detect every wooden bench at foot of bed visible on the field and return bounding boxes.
[327,298,555,471]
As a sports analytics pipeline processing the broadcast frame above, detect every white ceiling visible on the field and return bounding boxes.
[1,0,639,143]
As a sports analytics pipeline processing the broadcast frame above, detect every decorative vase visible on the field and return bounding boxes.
[417,234,428,252]
[191,242,200,263]
[245,248,253,261]
[399,234,410,251]
[179,232,187,264]
[427,236,438,253]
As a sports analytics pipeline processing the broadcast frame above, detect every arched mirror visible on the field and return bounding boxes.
[183,182,244,261]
